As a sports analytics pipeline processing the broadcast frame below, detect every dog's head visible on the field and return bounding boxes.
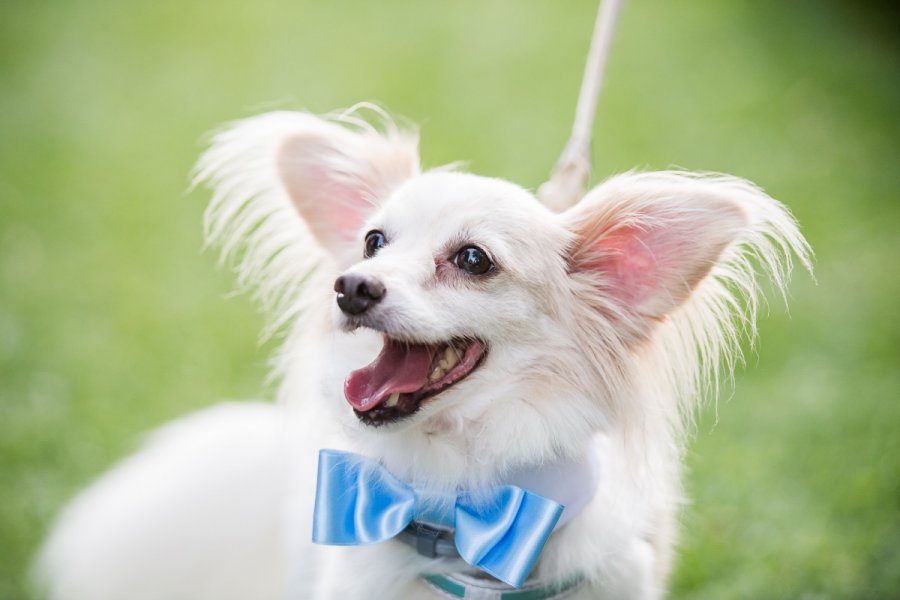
[199,110,809,480]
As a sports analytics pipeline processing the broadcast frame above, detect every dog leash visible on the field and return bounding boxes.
[538,0,624,212]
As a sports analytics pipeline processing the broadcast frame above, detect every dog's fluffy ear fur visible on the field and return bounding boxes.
[194,110,419,335]
[565,173,748,320]
[276,116,420,265]
[561,172,811,415]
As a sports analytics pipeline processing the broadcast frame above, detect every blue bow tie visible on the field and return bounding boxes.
[312,449,564,588]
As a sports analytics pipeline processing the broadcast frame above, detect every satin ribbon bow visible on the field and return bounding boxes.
[312,449,564,588]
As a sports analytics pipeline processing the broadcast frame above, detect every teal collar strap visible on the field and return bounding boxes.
[423,572,584,600]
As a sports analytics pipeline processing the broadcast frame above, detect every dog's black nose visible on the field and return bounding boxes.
[334,274,386,316]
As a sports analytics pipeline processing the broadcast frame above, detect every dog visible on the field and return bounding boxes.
[37,108,811,599]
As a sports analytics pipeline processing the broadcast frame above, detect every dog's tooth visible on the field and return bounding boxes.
[444,347,459,369]
[430,366,445,382]
[385,393,400,407]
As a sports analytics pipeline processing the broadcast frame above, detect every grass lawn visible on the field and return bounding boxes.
[1,0,898,597]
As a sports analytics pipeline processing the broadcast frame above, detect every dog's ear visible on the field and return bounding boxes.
[277,116,419,265]
[564,172,749,320]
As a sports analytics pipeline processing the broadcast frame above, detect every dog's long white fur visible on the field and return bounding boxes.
[37,110,811,600]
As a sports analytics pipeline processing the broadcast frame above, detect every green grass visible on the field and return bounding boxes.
[1,0,898,597]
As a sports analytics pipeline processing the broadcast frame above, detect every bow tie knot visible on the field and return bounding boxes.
[312,449,563,588]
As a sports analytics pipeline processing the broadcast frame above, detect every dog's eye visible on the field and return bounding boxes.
[454,246,493,275]
[364,230,386,258]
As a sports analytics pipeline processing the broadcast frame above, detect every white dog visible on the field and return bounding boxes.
[38,109,810,600]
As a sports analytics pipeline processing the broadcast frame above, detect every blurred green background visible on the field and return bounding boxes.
[1,0,898,597]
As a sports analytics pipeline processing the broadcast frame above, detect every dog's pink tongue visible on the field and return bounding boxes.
[344,339,436,412]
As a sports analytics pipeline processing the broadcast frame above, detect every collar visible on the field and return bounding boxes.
[422,572,584,600]
[403,446,598,595]
[400,444,600,557]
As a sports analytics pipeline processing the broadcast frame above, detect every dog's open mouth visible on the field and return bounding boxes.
[344,337,487,426]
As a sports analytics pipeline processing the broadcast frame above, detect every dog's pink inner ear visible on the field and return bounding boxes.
[570,202,747,318]
[578,226,670,309]
[277,135,373,261]
[276,127,419,264]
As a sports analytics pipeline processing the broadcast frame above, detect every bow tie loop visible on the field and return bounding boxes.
[312,449,563,588]
[312,448,416,544]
